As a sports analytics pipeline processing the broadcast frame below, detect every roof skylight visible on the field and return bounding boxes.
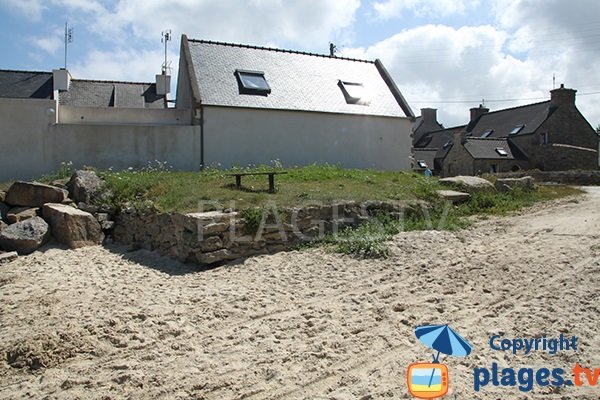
[338,80,370,105]
[480,129,493,138]
[510,124,525,135]
[235,70,271,95]
[495,147,509,156]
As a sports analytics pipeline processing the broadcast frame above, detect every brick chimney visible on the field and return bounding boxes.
[550,84,576,109]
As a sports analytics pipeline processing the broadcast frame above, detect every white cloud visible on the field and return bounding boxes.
[344,0,600,129]
[70,48,177,84]
[0,0,46,20]
[373,0,479,19]
[28,35,63,55]
[342,24,538,125]
[92,0,360,49]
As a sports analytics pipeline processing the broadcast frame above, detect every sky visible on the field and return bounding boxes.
[1,0,599,128]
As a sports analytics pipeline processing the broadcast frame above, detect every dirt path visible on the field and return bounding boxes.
[0,188,599,399]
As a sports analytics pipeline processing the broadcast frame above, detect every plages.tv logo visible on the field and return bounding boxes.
[407,324,473,399]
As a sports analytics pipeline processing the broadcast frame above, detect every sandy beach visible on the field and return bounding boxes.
[1,187,599,399]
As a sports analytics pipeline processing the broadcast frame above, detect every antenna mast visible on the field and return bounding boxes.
[161,30,172,75]
[64,22,73,69]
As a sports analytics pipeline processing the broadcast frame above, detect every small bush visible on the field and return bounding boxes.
[240,208,264,236]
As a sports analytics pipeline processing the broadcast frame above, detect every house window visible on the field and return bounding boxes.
[417,160,428,169]
[495,147,509,156]
[510,124,525,135]
[338,80,370,105]
[235,70,271,95]
[480,129,493,138]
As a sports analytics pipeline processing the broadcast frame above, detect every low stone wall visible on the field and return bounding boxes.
[114,201,407,265]
[488,170,600,186]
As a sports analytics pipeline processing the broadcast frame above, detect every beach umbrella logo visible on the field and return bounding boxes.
[407,324,472,399]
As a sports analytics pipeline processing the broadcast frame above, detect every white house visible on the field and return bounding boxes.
[175,36,415,170]
[0,36,415,181]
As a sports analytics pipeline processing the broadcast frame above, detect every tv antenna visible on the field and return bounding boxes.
[161,30,172,75]
[64,22,73,69]
[329,42,337,57]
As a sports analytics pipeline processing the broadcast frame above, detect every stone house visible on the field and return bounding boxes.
[175,36,415,170]
[413,86,599,176]
[441,136,529,176]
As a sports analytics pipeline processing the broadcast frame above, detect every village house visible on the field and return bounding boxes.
[413,86,600,176]
[0,36,415,181]
[175,36,415,170]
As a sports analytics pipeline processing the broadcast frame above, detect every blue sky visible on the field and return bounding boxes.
[1,0,599,128]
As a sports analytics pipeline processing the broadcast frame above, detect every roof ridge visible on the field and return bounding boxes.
[72,78,154,86]
[187,38,374,64]
[0,69,51,75]
[482,99,550,115]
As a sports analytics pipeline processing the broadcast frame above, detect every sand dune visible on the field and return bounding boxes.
[1,188,599,399]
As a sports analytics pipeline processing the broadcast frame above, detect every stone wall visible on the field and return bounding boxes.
[114,201,406,266]
[489,170,600,186]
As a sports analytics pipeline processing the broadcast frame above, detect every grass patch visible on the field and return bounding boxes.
[97,164,445,212]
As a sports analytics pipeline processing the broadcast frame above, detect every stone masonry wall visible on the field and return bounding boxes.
[490,170,600,186]
[114,201,407,266]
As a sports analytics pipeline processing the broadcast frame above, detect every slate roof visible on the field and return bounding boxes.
[0,69,165,108]
[412,116,444,146]
[184,38,413,118]
[0,70,53,99]
[468,101,553,138]
[464,137,527,160]
[59,80,164,108]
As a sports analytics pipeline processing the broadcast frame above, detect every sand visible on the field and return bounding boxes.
[0,187,599,399]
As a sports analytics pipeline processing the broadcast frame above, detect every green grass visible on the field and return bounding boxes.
[97,164,446,212]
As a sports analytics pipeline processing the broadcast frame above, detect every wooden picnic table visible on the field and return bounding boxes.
[225,171,287,193]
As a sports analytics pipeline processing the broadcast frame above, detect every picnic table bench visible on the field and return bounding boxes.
[225,171,287,193]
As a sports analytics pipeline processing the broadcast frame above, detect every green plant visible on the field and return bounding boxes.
[240,208,264,236]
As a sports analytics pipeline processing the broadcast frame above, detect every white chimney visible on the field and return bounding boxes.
[53,68,71,92]
[156,73,171,96]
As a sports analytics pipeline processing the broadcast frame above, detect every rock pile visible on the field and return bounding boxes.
[0,171,115,257]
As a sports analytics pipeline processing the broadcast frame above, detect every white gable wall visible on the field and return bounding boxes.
[203,106,412,170]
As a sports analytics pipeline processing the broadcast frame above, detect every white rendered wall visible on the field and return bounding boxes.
[203,106,413,170]
[0,98,200,181]
[59,106,191,125]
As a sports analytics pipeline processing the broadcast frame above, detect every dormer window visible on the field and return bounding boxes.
[339,80,370,105]
[480,129,493,138]
[235,70,271,96]
[510,124,525,135]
